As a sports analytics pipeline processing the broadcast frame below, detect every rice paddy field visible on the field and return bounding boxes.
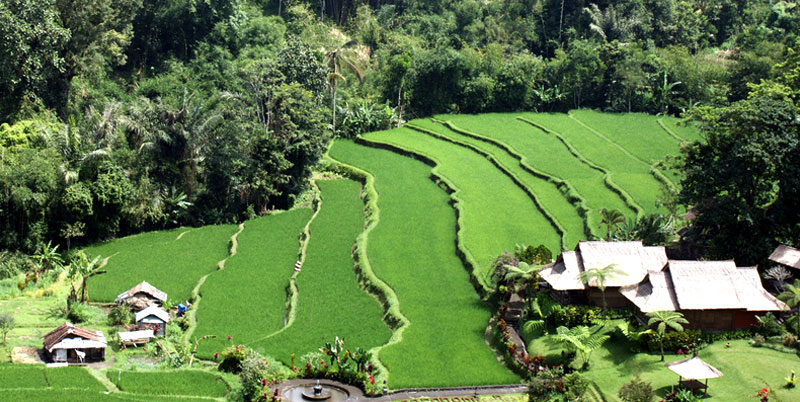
[24,110,700,392]
[85,224,238,303]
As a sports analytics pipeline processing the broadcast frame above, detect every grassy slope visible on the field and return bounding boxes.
[521,113,666,215]
[438,113,634,237]
[528,334,800,401]
[86,224,237,303]
[658,116,704,143]
[194,209,313,358]
[253,180,391,362]
[410,118,585,250]
[364,127,560,277]
[107,370,228,397]
[329,139,519,388]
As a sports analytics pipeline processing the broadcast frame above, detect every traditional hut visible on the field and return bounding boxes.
[769,244,800,271]
[118,329,155,347]
[539,241,668,307]
[665,356,723,396]
[43,322,106,363]
[620,260,788,330]
[135,305,170,336]
[115,281,167,311]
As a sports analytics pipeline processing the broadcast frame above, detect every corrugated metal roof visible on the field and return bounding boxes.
[43,323,106,352]
[135,305,170,323]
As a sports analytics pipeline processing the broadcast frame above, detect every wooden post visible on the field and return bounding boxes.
[704,379,708,396]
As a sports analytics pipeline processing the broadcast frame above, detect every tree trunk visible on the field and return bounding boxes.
[331,86,337,136]
[660,337,665,361]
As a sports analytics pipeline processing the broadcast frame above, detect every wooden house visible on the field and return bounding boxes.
[43,322,106,363]
[539,241,668,307]
[115,281,167,311]
[135,305,170,336]
[620,260,788,330]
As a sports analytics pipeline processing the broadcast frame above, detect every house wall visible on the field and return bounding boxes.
[49,347,105,363]
[587,288,631,309]
[138,319,166,336]
[682,310,737,331]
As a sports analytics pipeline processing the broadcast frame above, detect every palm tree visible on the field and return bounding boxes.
[583,3,639,42]
[646,311,689,361]
[599,208,626,240]
[552,324,610,368]
[779,280,800,336]
[503,261,542,292]
[324,41,364,136]
[577,264,627,314]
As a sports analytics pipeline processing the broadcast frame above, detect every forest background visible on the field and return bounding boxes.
[1,0,799,268]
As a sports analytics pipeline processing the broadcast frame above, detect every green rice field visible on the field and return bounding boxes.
[107,370,228,397]
[86,224,238,303]
[253,179,391,362]
[194,209,313,358]
[328,140,520,388]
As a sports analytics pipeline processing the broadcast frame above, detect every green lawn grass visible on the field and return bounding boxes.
[194,209,313,358]
[520,113,667,215]
[85,224,238,303]
[107,369,228,397]
[329,139,520,388]
[252,179,391,362]
[437,113,635,237]
[528,331,800,401]
[363,127,560,278]
[409,118,586,250]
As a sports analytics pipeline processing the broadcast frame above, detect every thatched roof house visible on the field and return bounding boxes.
[620,260,788,330]
[135,305,170,336]
[43,322,106,363]
[769,244,800,270]
[539,241,667,307]
[115,281,167,311]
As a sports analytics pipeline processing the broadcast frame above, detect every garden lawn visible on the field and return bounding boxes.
[107,370,228,397]
[363,127,560,278]
[438,113,633,237]
[521,113,667,215]
[410,118,585,250]
[329,139,520,388]
[86,224,238,303]
[194,209,313,358]
[528,333,800,401]
[253,179,391,362]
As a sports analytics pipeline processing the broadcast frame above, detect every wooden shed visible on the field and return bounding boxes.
[115,281,167,311]
[620,260,789,330]
[43,322,106,363]
[135,305,170,336]
[118,329,155,347]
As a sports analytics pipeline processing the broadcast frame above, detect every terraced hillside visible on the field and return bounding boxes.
[328,140,520,388]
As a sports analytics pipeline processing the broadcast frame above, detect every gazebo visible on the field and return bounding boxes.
[665,356,723,396]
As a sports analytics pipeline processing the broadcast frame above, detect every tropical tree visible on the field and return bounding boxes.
[646,310,689,361]
[33,241,64,280]
[0,313,14,345]
[583,3,640,42]
[69,251,107,304]
[577,264,627,315]
[324,40,364,136]
[765,266,792,293]
[599,208,626,240]
[502,261,542,292]
[551,324,610,368]
[779,280,800,336]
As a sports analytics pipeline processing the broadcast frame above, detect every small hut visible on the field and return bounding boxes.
[118,329,155,347]
[43,322,106,363]
[115,281,167,311]
[665,356,723,396]
[135,305,170,336]
[769,244,800,271]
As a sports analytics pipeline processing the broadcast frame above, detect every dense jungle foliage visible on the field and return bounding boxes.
[0,0,799,265]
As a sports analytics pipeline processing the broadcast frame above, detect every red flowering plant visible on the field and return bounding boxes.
[757,388,769,402]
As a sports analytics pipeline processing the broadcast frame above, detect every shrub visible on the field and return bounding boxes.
[0,312,14,344]
[514,244,552,265]
[563,372,589,400]
[756,313,784,337]
[781,333,798,347]
[107,304,133,326]
[618,376,654,402]
[490,251,518,286]
[752,334,766,347]
[219,345,249,373]
[67,303,91,323]
[642,329,701,353]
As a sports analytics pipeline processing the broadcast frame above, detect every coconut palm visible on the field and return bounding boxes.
[324,41,364,136]
[577,264,627,315]
[599,207,626,240]
[583,3,640,42]
[646,311,689,361]
[779,280,800,336]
